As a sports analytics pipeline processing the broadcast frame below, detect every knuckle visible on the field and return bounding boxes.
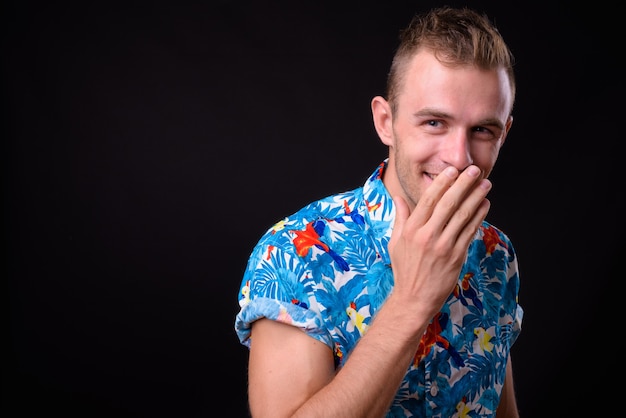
[420,194,437,209]
[456,207,472,223]
[442,198,458,211]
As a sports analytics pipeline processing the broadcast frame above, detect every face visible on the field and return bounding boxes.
[372,49,514,210]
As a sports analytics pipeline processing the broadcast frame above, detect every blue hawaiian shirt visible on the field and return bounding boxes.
[235,160,523,417]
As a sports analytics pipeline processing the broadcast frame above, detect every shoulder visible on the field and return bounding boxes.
[478,221,516,256]
[260,187,365,237]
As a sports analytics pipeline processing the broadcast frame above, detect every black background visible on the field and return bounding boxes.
[3,1,623,416]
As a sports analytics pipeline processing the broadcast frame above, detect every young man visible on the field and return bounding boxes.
[235,6,523,417]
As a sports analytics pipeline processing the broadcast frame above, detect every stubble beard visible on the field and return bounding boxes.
[392,144,423,211]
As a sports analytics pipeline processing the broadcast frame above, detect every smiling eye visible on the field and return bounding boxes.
[471,126,501,141]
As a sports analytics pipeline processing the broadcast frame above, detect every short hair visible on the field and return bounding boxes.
[386,6,516,113]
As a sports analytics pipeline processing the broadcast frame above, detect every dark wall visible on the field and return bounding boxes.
[3,1,622,416]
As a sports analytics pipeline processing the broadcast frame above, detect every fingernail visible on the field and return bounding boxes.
[467,166,480,177]
[444,166,457,177]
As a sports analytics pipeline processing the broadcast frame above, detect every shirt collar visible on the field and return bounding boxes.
[362,159,395,245]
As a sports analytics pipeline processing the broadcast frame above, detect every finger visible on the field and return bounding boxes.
[389,195,410,251]
[456,196,491,248]
[427,165,484,232]
[409,166,460,227]
[443,177,491,245]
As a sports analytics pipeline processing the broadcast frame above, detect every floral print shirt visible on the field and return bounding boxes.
[235,160,523,417]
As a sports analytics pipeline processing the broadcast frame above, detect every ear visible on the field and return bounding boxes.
[371,96,394,146]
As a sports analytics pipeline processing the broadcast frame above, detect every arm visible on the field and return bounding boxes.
[247,166,491,417]
[496,357,520,418]
[248,319,335,417]
[248,299,432,418]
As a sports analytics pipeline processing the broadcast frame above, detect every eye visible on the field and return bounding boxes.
[426,120,442,127]
[472,126,499,140]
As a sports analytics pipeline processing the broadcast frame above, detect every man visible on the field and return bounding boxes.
[235,6,523,417]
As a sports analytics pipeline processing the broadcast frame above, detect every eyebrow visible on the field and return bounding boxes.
[413,107,450,119]
[413,107,505,130]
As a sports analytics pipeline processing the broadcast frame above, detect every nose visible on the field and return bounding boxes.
[441,131,473,171]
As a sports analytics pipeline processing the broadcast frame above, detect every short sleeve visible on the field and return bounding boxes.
[234,236,333,349]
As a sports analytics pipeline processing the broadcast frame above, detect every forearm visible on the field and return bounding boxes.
[292,295,430,418]
[496,358,520,418]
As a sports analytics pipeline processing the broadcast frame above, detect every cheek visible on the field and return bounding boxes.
[470,143,502,172]
[395,132,435,158]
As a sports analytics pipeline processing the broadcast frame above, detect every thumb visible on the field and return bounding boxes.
[390,195,410,247]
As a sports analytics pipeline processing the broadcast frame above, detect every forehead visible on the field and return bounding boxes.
[399,50,513,118]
